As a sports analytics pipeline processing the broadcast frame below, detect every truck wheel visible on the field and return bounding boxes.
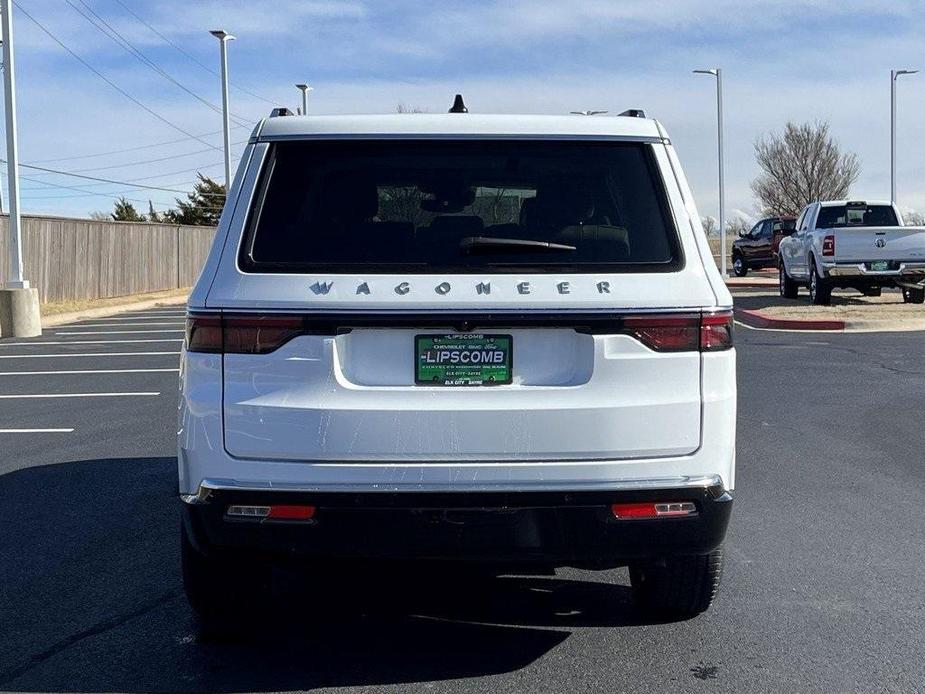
[903,287,925,304]
[630,548,723,619]
[779,263,799,299]
[809,264,831,305]
[732,253,748,277]
[863,287,882,298]
[181,524,270,636]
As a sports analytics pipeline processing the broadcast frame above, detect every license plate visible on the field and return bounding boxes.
[869,260,890,271]
[415,334,513,386]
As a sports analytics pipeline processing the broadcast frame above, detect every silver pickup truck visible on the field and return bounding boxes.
[778,200,925,305]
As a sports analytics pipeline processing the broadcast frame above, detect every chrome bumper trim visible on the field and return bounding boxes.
[823,262,925,278]
[180,474,725,504]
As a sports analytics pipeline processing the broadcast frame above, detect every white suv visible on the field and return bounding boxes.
[179,104,736,629]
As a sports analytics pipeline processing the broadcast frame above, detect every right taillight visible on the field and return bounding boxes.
[622,311,733,352]
[700,311,734,352]
[822,234,835,256]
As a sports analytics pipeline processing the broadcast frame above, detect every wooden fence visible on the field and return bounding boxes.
[0,215,216,304]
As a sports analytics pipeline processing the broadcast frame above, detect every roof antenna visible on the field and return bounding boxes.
[449,94,468,113]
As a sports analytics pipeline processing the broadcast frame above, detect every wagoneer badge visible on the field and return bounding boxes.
[308,280,616,296]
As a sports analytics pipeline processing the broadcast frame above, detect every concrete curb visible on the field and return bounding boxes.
[726,280,778,289]
[735,308,845,331]
[42,294,188,328]
[735,307,925,333]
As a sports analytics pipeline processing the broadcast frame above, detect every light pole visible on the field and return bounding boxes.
[295,83,312,115]
[891,68,917,204]
[0,0,40,336]
[694,68,727,277]
[210,29,235,190]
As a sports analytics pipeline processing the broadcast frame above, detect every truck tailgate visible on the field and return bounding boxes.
[833,226,925,263]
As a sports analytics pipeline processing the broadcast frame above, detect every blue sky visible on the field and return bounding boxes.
[4,0,925,223]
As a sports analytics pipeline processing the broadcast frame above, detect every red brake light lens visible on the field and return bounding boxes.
[622,314,700,351]
[700,311,734,352]
[822,234,835,256]
[185,314,222,353]
[186,313,305,354]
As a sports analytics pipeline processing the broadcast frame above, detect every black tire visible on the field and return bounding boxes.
[809,262,831,305]
[181,524,270,636]
[903,287,925,304]
[779,262,799,299]
[630,548,723,620]
[732,253,748,277]
[863,287,882,298]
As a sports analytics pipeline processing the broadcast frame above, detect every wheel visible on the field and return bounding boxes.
[809,263,831,305]
[779,262,799,299]
[863,287,882,298]
[181,523,270,636]
[903,287,925,304]
[732,253,748,277]
[630,548,723,619]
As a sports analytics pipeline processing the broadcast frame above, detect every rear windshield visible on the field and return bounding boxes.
[816,204,899,228]
[239,140,682,273]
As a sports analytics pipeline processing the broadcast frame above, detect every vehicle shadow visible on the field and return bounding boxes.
[0,456,658,693]
[733,288,906,311]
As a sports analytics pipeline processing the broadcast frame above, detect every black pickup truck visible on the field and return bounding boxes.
[731,216,795,277]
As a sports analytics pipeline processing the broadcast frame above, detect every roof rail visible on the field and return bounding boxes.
[270,107,294,117]
[618,108,647,118]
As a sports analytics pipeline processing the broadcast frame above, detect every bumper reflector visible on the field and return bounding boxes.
[226,504,316,521]
[611,501,697,519]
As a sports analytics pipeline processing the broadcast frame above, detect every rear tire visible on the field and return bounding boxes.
[630,548,723,620]
[809,263,831,305]
[181,524,270,637]
[732,253,748,277]
[903,287,925,304]
[779,262,799,299]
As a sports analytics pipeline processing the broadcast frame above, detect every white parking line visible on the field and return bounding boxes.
[0,392,160,399]
[0,339,183,346]
[55,330,185,335]
[66,322,184,328]
[0,352,180,359]
[0,368,180,376]
[0,428,74,433]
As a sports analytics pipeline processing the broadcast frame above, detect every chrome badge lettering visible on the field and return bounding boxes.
[356,282,371,295]
[310,281,333,295]
[476,281,491,295]
[394,282,411,295]
[435,282,452,295]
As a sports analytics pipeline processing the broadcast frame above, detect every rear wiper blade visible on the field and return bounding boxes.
[459,236,577,255]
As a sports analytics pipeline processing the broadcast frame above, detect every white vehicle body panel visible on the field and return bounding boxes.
[179,114,737,498]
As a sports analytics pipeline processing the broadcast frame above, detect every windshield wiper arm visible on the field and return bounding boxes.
[459,236,577,255]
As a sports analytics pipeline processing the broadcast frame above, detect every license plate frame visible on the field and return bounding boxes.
[415,334,513,386]
[868,260,890,272]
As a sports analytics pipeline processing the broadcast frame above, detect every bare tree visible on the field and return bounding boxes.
[751,121,860,216]
[726,218,750,237]
[903,209,925,226]
[701,216,717,236]
[396,103,427,114]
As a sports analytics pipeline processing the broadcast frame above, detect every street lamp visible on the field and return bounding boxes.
[295,83,312,115]
[210,29,235,190]
[891,69,917,204]
[0,0,40,336]
[694,68,727,277]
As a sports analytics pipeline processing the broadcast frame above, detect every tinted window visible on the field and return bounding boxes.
[816,204,899,228]
[240,140,682,273]
[773,219,795,233]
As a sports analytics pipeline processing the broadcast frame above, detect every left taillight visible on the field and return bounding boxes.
[186,313,305,354]
[622,311,733,352]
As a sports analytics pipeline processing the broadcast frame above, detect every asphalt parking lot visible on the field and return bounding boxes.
[1,307,924,693]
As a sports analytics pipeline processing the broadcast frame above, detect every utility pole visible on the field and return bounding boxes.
[296,83,312,115]
[210,30,235,190]
[694,68,727,277]
[0,0,41,336]
[890,69,917,204]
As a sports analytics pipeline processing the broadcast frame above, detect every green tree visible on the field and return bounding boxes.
[164,174,226,226]
[111,197,145,222]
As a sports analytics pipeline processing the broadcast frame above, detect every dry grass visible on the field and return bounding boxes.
[41,288,189,316]
[733,288,925,321]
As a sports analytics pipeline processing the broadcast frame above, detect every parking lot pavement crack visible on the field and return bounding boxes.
[0,588,182,687]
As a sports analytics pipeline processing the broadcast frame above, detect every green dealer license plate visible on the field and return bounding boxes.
[415,334,513,386]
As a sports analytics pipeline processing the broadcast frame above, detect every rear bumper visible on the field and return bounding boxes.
[181,481,732,567]
[822,261,925,285]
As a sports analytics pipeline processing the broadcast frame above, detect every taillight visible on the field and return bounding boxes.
[186,313,305,354]
[226,504,316,521]
[622,311,733,352]
[700,311,734,351]
[611,501,697,519]
[822,234,835,256]
[622,314,700,351]
[185,314,222,353]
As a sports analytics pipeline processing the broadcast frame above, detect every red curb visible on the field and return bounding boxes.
[726,281,778,289]
[734,308,845,331]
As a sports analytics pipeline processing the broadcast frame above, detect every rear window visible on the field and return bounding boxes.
[816,204,899,228]
[239,140,682,273]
